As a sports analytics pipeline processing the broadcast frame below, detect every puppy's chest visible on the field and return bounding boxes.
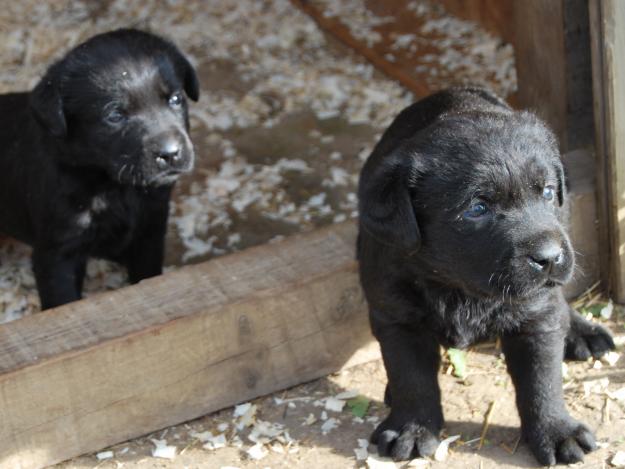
[71,192,142,253]
[427,299,520,348]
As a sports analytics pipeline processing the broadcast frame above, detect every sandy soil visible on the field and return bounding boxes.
[57,320,625,469]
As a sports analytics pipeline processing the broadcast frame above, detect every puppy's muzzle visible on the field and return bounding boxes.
[527,241,563,272]
[154,138,184,170]
[145,129,195,186]
[526,238,572,285]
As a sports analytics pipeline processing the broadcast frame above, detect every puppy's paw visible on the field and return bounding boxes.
[371,416,440,460]
[565,320,615,361]
[526,418,596,466]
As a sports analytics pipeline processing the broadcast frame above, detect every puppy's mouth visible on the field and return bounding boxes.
[114,165,190,187]
[544,278,566,288]
[494,272,568,300]
[148,169,187,186]
[145,154,195,186]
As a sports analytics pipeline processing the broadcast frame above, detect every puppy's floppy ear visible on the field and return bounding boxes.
[173,52,200,102]
[30,70,67,138]
[358,149,420,252]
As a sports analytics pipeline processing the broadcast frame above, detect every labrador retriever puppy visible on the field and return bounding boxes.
[357,87,615,466]
[0,28,199,310]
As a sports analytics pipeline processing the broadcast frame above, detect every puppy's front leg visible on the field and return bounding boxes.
[372,321,443,460]
[502,330,596,465]
[124,230,165,284]
[32,249,85,310]
[124,200,169,284]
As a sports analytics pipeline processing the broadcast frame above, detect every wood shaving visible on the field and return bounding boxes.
[150,439,177,460]
[321,417,339,435]
[607,387,625,401]
[602,351,621,367]
[583,378,610,397]
[246,442,268,460]
[203,433,227,450]
[96,451,114,460]
[324,397,346,412]
[354,438,369,460]
[434,434,461,462]
[612,451,625,467]
[366,454,398,469]
[234,403,257,430]
[407,458,430,467]
[335,390,359,400]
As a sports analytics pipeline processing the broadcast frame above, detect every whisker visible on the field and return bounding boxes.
[117,164,127,182]
[572,264,586,279]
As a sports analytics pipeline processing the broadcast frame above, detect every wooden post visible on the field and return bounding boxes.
[589,0,625,302]
[0,222,378,468]
[513,0,594,152]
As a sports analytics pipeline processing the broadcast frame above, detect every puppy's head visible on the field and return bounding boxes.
[30,28,200,186]
[360,110,573,299]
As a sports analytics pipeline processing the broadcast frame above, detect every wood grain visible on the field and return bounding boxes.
[0,222,377,468]
[513,1,567,145]
[589,0,625,302]
[513,0,594,152]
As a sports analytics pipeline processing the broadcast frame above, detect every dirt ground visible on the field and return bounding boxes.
[57,319,625,469]
[0,1,623,468]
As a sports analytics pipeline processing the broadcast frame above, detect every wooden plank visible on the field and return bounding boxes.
[0,222,377,468]
[563,149,600,299]
[562,0,595,150]
[589,0,625,302]
[513,0,566,148]
[513,0,594,152]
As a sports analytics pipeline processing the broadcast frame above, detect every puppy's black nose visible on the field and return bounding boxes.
[154,140,181,169]
[527,242,564,272]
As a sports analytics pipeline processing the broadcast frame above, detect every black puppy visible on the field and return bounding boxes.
[357,87,615,466]
[0,29,199,310]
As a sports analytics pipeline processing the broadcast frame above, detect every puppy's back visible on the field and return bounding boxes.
[371,87,511,159]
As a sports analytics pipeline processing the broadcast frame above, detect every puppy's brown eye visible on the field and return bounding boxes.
[168,92,182,107]
[543,186,556,202]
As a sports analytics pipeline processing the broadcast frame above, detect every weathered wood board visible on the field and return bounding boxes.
[513,0,594,152]
[563,149,600,299]
[0,222,378,468]
[589,0,625,303]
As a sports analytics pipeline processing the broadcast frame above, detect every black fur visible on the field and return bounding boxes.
[357,87,614,466]
[0,28,199,310]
